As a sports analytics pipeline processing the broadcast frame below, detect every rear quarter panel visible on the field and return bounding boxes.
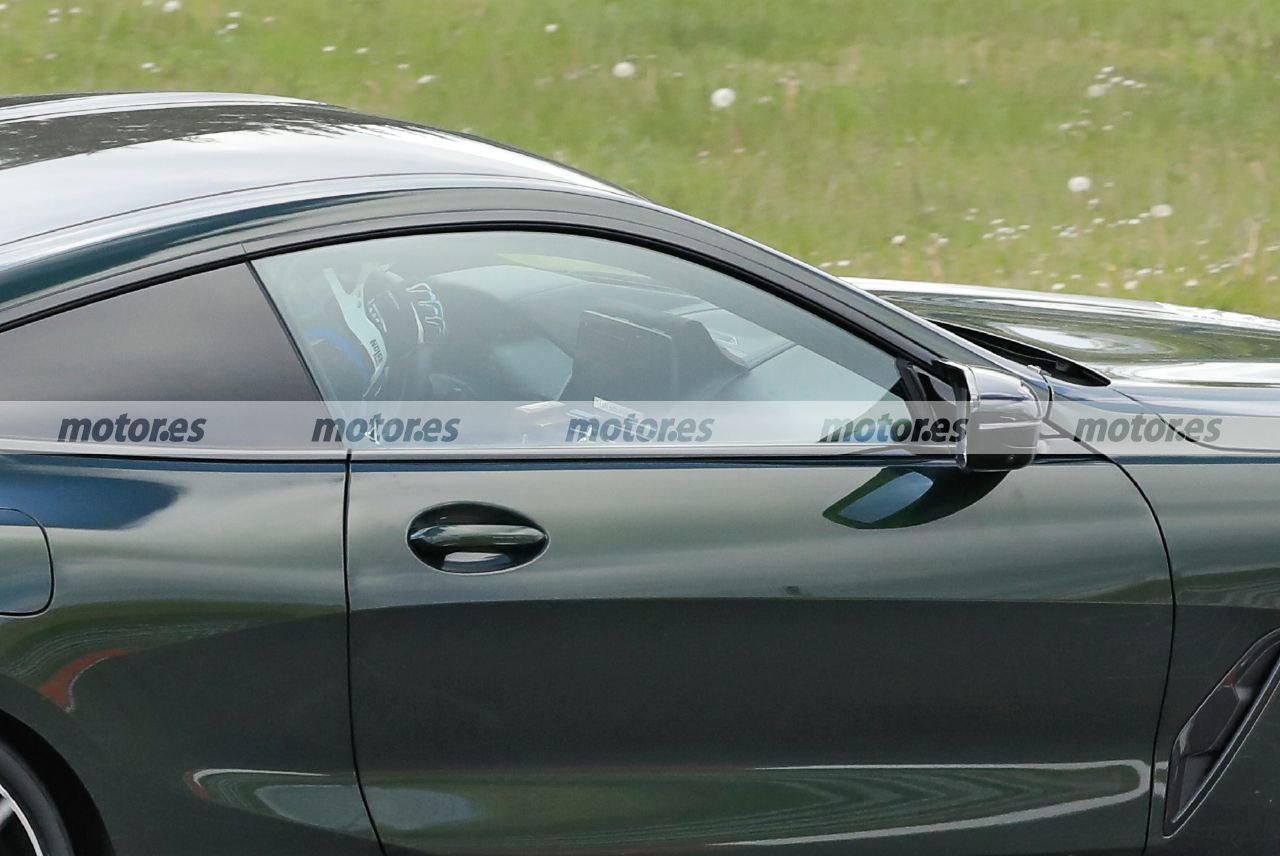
[0,454,378,856]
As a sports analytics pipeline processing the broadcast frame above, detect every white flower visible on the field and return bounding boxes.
[227,10,241,17]
[416,74,436,85]
[890,234,906,246]
[544,23,558,33]
[396,63,409,70]
[355,47,369,55]
[140,61,156,70]
[1086,83,1108,98]
[1050,282,1066,291]
[1150,203,1173,218]
[1067,175,1092,193]
[611,61,636,79]
[160,0,180,11]
[710,87,737,109]
[321,45,336,53]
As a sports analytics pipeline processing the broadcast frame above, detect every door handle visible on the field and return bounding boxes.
[410,524,546,551]
[407,503,548,574]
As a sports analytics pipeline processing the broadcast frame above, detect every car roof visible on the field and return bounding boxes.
[0,91,630,247]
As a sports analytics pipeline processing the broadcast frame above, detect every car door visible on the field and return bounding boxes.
[256,227,1174,856]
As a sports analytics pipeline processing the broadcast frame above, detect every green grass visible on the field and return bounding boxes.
[3,0,1280,314]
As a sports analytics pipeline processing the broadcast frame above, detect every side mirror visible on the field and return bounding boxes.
[945,363,1044,472]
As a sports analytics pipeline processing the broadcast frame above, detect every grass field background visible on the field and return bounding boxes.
[3,0,1279,315]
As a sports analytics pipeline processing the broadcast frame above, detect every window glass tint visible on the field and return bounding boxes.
[0,265,319,401]
[255,231,915,450]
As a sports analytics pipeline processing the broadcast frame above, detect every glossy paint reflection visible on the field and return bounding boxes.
[363,761,1147,852]
[0,455,378,855]
[1125,461,1280,854]
[349,458,1172,854]
[873,283,1280,390]
[0,97,617,247]
[185,768,371,837]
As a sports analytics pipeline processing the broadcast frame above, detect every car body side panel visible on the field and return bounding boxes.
[1128,461,1280,853]
[349,457,1171,855]
[0,454,379,856]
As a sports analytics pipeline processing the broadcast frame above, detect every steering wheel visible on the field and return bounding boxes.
[360,267,447,400]
[276,254,446,401]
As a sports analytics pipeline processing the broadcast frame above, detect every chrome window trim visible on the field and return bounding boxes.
[0,438,954,464]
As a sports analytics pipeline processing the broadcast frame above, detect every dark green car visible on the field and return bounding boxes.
[0,91,1275,856]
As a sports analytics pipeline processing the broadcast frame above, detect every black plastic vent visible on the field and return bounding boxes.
[935,322,1111,387]
[1165,629,1280,832]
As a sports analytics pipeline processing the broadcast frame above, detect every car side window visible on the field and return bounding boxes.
[254,231,916,449]
[0,265,319,402]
